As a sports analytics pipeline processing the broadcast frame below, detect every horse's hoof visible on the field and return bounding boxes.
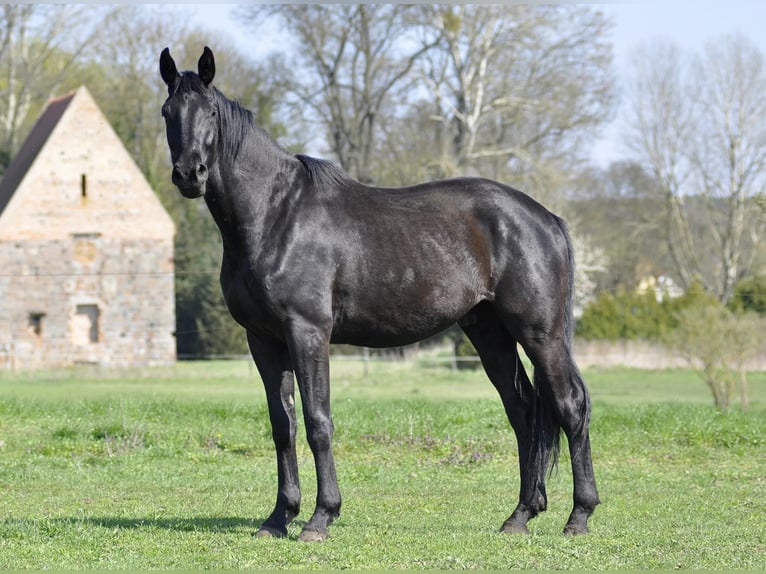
[298,528,328,542]
[563,523,589,536]
[254,526,286,538]
[500,521,529,535]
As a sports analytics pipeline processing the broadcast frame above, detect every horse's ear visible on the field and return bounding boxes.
[198,46,215,87]
[160,47,180,93]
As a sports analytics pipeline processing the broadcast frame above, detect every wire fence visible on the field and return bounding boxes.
[176,352,483,366]
[0,348,485,381]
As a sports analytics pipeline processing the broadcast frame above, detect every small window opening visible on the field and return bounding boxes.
[28,312,45,337]
[74,304,100,344]
[80,174,87,203]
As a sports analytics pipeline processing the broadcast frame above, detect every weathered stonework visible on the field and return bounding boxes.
[0,87,176,369]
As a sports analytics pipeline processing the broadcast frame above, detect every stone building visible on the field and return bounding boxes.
[0,86,176,369]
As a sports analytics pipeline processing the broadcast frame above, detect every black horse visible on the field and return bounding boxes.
[160,47,599,542]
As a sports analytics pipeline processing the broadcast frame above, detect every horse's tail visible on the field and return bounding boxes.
[531,380,562,479]
[530,215,578,479]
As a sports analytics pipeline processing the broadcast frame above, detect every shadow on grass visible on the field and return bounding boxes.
[87,516,271,533]
[35,516,288,534]
[2,515,348,539]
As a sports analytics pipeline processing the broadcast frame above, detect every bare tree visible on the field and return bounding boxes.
[625,35,766,302]
[0,5,110,166]
[624,42,697,287]
[416,5,616,196]
[242,5,440,183]
[568,161,675,292]
[691,36,766,301]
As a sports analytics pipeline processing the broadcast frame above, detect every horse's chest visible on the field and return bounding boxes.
[220,269,280,336]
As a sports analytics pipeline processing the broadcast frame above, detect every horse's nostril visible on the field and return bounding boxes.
[197,164,208,179]
[172,165,184,182]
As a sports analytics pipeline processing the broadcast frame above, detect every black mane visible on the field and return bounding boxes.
[212,87,255,161]
[296,154,356,189]
[208,82,352,189]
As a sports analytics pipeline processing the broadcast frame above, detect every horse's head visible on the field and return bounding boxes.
[159,47,218,199]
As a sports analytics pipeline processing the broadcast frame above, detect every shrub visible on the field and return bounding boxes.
[664,300,763,410]
[730,275,766,315]
[576,280,719,342]
[575,287,673,341]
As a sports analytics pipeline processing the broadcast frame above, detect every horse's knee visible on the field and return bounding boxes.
[271,420,296,450]
[279,484,302,512]
[305,414,334,452]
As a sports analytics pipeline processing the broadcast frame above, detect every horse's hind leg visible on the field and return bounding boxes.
[459,303,552,534]
[520,332,600,535]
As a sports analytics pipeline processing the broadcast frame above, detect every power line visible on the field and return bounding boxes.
[0,270,218,278]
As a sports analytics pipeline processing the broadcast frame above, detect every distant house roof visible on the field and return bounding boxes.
[0,92,76,218]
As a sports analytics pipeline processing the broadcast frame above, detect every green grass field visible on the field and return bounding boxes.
[0,359,764,569]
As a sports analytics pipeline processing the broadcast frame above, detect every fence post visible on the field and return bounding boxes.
[362,347,370,378]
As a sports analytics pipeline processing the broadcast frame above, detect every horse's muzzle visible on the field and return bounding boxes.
[172,162,207,198]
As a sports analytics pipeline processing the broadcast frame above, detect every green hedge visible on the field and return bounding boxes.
[451,277,765,358]
[575,281,719,342]
[730,275,766,315]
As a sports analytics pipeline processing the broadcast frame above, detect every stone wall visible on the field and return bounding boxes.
[0,237,175,369]
[573,339,766,371]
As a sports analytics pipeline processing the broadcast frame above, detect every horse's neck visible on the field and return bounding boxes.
[204,122,302,256]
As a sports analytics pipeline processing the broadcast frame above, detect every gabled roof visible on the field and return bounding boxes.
[0,92,75,217]
[0,86,174,240]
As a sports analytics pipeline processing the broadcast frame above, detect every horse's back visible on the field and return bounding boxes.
[338,176,569,276]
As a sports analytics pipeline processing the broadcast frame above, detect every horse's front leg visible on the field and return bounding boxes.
[247,332,302,538]
[285,317,340,542]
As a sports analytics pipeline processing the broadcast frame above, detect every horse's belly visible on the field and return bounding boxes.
[331,315,455,348]
[330,278,483,348]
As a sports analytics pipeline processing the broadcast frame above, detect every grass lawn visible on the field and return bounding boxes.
[0,359,764,569]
